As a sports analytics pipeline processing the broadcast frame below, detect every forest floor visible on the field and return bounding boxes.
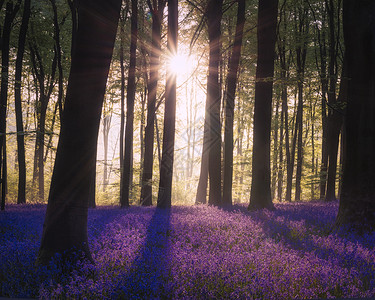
[1,201,374,299]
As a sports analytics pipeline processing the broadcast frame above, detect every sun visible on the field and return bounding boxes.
[167,54,189,75]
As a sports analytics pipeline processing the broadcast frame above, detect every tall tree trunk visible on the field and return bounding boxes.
[37,0,121,265]
[326,58,347,202]
[206,0,223,206]
[102,114,111,191]
[324,0,343,202]
[195,100,209,204]
[14,0,30,204]
[51,0,65,119]
[29,39,57,201]
[0,1,20,210]
[157,0,178,208]
[335,0,375,233]
[140,0,166,206]
[248,0,278,210]
[294,4,308,202]
[222,0,245,206]
[271,98,280,200]
[121,0,138,208]
[119,9,126,203]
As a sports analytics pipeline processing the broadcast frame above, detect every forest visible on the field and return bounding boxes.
[1,0,375,298]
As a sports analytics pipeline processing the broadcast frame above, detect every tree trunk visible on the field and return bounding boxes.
[14,0,30,205]
[37,0,121,265]
[119,9,126,203]
[324,0,344,202]
[121,0,138,208]
[294,4,308,202]
[206,0,223,206]
[140,0,166,206]
[0,1,20,210]
[157,0,178,208]
[195,100,209,204]
[222,0,245,206]
[248,0,278,211]
[102,114,111,191]
[51,0,65,119]
[29,39,57,202]
[335,0,375,233]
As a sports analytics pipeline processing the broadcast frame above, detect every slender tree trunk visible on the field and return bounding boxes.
[1,141,6,210]
[248,0,278,211]
[324,0,344,202]
[51,0,65,119]
[294,5,308,202]
[121,0,138,207]
[325,60,347,202]
[195,100,209,204]
[140,0,166,206]
[295,82,304,202]
[0,1,20,210]
[119,10,126,201]
[102,114,111,191]
[37,0,121,265]
[157,0,178,208]
[14,0,30,204]
[222,0,245,206]
[271,98,280,200]
[206,0,223,206]
[29,39,57,201]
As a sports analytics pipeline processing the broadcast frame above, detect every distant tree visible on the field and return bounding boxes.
[157,0,178,208]
[195,100,209,204]
[120,0,138,208]
[29,11,58,201]
[334,0,375,233]
[222,0,245,206]
[248,0,278,210]
[37,0,121,265]
[14,0,31,204]
[206,0,223,206]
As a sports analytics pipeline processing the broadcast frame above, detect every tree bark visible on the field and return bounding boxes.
[248,0,278,210]
[121,0,138,208]
[37,0,121,265]
[14,0,30,204]
[0,1,20,210]
[294,4,308,202]
[157,0,178,208]
[222,0,245,206]
[140,0,166,206]
[195,100,209,204]
[206,0,223,206]
[335,0,375,233]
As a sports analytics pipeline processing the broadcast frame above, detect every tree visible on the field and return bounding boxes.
[334,0,375,233]
[248,0,278,211]
[157,0,178,208]
[206,0,223,206]
[29,14,58,201]
[140,0,166,206]
[294,3,309,202]
[222,0,245,206]
[120,0,138,208]
[14,0,30,204]
[324,0,343,202]
[37,0,121,265]
[0,0,21,210]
